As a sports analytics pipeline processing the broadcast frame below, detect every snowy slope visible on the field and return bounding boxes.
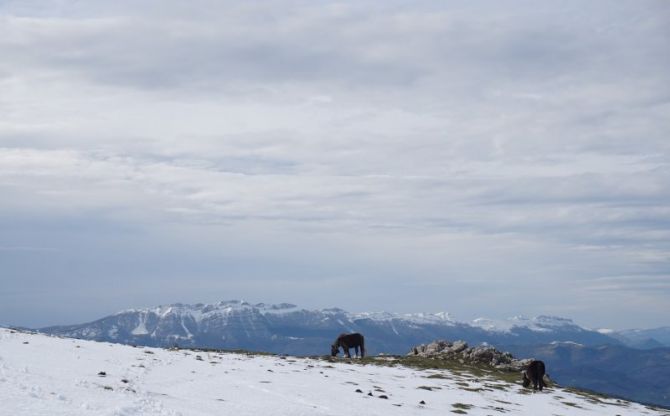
[1,328,666,416]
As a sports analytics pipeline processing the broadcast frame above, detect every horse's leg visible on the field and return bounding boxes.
[354,345,359,358]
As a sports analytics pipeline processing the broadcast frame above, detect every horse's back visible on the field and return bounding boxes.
[530,360,545,376]
[338,333,362,344]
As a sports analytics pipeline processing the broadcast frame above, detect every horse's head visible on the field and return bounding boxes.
[331,344,339,357]
[521,371,531,388]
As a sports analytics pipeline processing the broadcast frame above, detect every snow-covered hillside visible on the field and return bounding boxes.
[1,328,666,416]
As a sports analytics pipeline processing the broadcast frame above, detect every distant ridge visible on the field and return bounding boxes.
[39,300,619,354]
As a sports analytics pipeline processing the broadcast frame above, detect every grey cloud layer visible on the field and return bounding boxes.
[0,1,668,328]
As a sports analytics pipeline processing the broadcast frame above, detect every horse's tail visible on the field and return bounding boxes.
[360,335,365,358]
[538,361,546,390]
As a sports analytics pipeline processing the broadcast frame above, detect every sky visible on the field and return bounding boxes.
[0,0,668,330]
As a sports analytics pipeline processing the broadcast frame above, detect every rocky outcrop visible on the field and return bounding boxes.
[410,340,532,371]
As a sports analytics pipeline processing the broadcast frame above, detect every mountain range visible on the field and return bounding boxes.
[605,326,670,349]
[39,300,625,355]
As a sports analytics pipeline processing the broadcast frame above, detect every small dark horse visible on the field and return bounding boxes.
[331,333,365,358]
[522,360,546,391]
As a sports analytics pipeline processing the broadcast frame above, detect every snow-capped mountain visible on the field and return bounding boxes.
[607,326,670,349]
[38,300,619,355]
[1,328,667,416]
[470,315,585,333]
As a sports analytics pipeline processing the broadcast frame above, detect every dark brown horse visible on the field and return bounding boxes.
[522,360,546,391]
[331,333,365,358]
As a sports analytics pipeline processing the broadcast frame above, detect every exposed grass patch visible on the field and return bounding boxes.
[645,405,670,413]
[355,355,525,386]
[484,383,509,391]
[452,403,473,410]
[563,387,630,407]
[183,347,277,357]
[562,401,582,408]
[486,405,510,413]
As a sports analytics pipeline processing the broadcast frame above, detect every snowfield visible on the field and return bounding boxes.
[1,328,667,416]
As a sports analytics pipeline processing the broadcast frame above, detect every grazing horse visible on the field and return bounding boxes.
[331,333,365,358]
[522,360,546,391]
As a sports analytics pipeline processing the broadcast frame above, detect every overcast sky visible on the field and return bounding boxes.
[1,0,668,330]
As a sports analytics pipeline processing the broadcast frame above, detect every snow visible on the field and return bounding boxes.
[109,301,592,338]
[107,327,119,339]
[550,341,585,347]
[257,303,300,316]
[470,315,580,333]
[351,311,456,326]
[401,312,456,325]
[131,315,149,336]
[120,301,302,328]
[179,319,193,339]
[1,328,666,416]
[117,301,459,329]
[471,318,517,333]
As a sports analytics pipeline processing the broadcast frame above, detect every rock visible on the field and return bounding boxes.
[409,339,528,372]
[450,340,468,353]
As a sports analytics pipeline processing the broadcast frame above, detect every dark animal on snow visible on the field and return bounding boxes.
[331,333,365,358]
[522,360,546,391]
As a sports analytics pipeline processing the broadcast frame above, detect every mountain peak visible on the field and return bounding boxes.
[534,315,576,326]
[471,315,580,333]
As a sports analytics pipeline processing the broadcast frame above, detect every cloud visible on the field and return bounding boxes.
[0,0,668,329]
